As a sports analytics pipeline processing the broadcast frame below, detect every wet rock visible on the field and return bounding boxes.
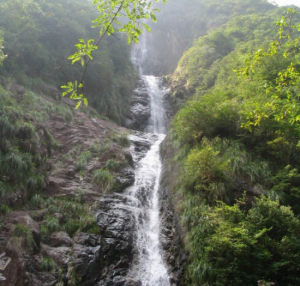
[125,279,142,286]
[115,168,135,192]
[126,79,151,131]
[72,238,102,284]
[129,133,155,162]
[49,232,73,247]
[41,244,70,266]
[70,198,136,286]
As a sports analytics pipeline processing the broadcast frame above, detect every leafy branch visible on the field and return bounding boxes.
[62,0,166,109]
[235,8,300,131]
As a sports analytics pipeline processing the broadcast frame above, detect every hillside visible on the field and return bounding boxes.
[164,4,300,286]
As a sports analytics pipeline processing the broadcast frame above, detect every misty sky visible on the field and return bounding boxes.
[270,0,300,6]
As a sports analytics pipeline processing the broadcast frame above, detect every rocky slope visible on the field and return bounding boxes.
[0,81,157,286]
[0,75,181,286]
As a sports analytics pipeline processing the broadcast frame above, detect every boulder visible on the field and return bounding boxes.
[49,232,73,247]
[41,244,70,266]
[4,212,40,248]
[125,79,151,131]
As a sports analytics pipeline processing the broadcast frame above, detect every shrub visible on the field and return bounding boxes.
[75,151,92,172]
[30,194,44,208]
[106,159,118,171]
[93,169,115,192]
[40,257,56,272]
[184,196,300,286]
[171,92,240,146]
[12,224,35,253]
[185,138,231,203]
[41,216,60,237]
[113,132,130,147]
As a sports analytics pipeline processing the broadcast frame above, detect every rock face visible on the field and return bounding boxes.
[125,77,173,133]
[68,133,154,286]
[125,79,151,131]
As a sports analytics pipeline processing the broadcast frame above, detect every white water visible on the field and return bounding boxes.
[127,132,169,286]
[127,36,170,286]
[145,76,168,135]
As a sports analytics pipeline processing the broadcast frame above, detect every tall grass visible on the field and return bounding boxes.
[93,169,115,193]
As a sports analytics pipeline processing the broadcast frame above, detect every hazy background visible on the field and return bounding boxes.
[270,0,300,6]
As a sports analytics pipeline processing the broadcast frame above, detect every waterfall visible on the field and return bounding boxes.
[126,33,170,286]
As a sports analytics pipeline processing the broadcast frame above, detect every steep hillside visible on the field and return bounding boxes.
[164,4,300,286]
[0,79,138,285]
[0,0,137,124]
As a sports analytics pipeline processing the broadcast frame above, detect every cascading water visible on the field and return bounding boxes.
[126,32,170,286]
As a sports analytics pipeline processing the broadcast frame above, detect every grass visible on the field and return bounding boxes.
[89,139,110,154]
[113,132,130,147]
[106,159,118,171]
[75,150,92,172]
[40,257,56,272]
[11,224,35,253]
[36,197,98,237]
[93,169,115,193]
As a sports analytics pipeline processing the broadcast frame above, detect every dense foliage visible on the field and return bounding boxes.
[0,83,72,208]
[0,0,137,123]
[170,5,300,286]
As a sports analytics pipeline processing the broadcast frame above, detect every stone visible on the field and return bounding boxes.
[41,244,70,266]
[4,212,40,248]
[115,168,135,192]
[125,279,142,286]
[125,79,151,131]
[49,232,73,247]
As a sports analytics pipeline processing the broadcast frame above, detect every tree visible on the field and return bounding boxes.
[62,0,166,108]
[238,8,300,138]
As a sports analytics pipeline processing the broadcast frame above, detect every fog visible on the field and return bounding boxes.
[269,0,300,6]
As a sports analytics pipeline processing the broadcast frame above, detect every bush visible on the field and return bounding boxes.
[171,92,240,147]
[113,133,130,147]
[75,151,92,172]
[184,196,300,286]
[12,224,35,253]
[40,257,56,272]
[185,138,231,203]
[106,159,118,171]
[93,169,115,192]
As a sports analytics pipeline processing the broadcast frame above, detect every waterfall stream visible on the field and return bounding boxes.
[126,37,170,286]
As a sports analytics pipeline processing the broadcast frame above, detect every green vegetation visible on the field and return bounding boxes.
[113,132,130,147]
[30,196,98,238]
[75,151,92,172]
[93,168,115,193]
[170,4,300,286]
[183,196,300,286]
[0,0,137,123]
[0,83,72,206]
[11,224,35,253]
[40,257,56,272]
[142,0,274,75]
[62,0,166,107]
